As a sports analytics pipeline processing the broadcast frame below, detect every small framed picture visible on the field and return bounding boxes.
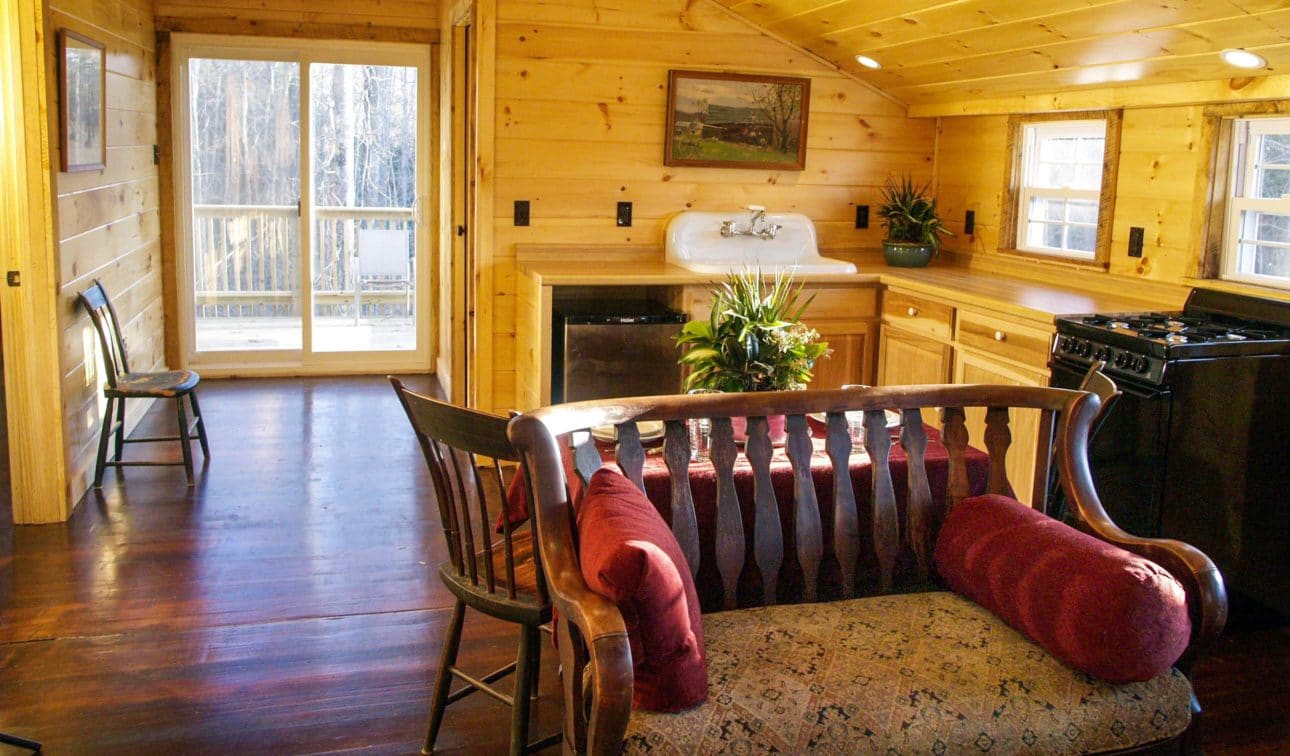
[664,69,810,171]
[58,29,106,172]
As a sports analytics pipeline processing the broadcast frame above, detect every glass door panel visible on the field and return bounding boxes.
[310,62,419,352]
[188,58,301,351]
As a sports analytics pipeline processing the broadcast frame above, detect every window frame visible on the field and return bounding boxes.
[1218,115,1290,291]
[1001,110,1121,268]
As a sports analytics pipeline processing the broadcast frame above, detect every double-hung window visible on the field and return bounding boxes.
[1221,116,1290,289]
[1004,111,1119,266]
[1017,120,1105,259]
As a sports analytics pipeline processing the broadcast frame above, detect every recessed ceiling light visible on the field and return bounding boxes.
[1220,48,1266,69]
[855,55,881,70]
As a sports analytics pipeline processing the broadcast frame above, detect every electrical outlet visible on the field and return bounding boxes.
[964,210,975,236]
[855,205,869,229]
[1128,226,1144,258]
[514,200,530,227]
[617,201,633,227]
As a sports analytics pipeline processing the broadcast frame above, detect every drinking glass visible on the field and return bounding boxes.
[841,384,871,448]
[686,388,722,461]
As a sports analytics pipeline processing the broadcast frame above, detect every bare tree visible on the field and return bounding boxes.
[753,83,801,153]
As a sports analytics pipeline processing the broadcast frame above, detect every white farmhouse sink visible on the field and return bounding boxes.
[665,211,857,275]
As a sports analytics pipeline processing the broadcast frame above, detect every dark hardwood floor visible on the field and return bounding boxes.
[0,376,562,754]
[0,375,1285,754]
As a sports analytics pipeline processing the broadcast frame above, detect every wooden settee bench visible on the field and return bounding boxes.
[507,381,1227,754]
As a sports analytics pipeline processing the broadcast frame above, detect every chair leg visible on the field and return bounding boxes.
[188,390,210,459]
[112,395,127,462]
[423,600,466,755]
[0,731,41,752]
[527,624,542,701]
[509,625,539,756]
[93,396,116,489]
[175,396,194,486]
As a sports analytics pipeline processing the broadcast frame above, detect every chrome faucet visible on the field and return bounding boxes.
[720,205,781,240]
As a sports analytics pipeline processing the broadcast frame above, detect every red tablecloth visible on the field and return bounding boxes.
[507,423,991,610]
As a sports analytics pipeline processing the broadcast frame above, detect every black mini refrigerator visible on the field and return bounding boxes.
[552,301,686,404]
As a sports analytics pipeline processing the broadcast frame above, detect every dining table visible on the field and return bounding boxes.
[506,417,993,611]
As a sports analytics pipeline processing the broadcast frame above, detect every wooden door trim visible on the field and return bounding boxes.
[0,0,71,522]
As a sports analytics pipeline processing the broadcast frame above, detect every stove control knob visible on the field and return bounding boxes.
[1135,357,1150,374]
[1113,352,1128,368]
[1079,342,1092,358]
[1095,347,1110,362]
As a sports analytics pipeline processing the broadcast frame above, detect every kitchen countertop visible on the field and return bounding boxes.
[518,258,1172,323]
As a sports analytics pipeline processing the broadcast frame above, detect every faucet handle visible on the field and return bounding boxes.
[746,204,765,213]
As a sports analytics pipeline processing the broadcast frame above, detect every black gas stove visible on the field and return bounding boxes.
[1050,288,1290,617]
[1053,289,1290,386]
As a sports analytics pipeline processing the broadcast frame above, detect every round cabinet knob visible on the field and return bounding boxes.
[993,330,1006,342]
[907,306,919,317]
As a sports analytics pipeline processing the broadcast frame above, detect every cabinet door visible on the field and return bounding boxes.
[811,321,876,389]
[953,350,1049,506]
[878,327,952,427]
[877,327,951,387]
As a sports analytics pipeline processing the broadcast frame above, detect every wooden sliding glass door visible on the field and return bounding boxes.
[173,36,432,373]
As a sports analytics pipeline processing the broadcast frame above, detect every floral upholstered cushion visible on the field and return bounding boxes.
[623,592,1193,754]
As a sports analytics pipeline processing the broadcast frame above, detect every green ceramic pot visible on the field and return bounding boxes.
[883,241,935,268]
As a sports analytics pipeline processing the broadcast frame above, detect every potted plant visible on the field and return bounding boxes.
[675,269,829,442]
[879,174,953,268]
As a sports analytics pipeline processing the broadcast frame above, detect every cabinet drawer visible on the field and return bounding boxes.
[956,310,1054,370]
[881,290,952,341]
[802,285,878,320]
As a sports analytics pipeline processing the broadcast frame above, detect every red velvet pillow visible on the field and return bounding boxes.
[575,467,707,711]
[934,494,1191,683]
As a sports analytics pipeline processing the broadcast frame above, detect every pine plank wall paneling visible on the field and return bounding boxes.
[48,0,164,506]
[935,106,1211,288]
[490,0,937,412]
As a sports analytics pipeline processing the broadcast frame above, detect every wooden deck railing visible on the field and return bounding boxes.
[191,203,415,318]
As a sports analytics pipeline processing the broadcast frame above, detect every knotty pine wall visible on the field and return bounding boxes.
[47,0,165,506]
[491,0,936,412]
[937,106,1216,290]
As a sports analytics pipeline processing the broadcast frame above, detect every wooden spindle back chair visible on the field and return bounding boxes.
[389,378,557,756]
[78,279,209,487]
[508,380,1228,755]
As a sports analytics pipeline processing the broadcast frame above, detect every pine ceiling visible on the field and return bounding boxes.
[714,0,1290,110]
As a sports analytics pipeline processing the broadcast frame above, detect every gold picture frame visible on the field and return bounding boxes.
[664,69,810,171]
[58,29,106,173]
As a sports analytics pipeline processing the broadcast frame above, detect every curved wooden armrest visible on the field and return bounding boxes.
[509,414,634,754]
[1056,393,1228,671]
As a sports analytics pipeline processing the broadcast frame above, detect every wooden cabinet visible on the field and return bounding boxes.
[677,282,880,390]
[876,286,1057,505]
[877,325,952,387]
[953,350,1050,505]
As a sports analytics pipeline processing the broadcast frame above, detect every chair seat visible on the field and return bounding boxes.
[439,528,549,624]
[623,591,1193,754]
[107,370,200,398]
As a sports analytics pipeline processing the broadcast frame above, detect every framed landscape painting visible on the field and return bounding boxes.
[58,29,106,172]
[665,70,810,171]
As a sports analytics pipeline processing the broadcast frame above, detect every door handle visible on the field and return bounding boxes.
[456,224,466,237]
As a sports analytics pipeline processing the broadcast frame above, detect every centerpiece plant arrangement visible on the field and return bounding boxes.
[675,268,829,392]
[879,174,953,268]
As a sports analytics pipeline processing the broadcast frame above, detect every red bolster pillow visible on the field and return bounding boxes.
[575,467,707,711]
[934,494,1191,683]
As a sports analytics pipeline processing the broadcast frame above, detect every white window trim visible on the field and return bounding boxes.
[1016,119,1106,261]
[1221,116,1290,291]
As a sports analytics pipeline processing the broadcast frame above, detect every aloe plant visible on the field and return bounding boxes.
[675,269,829,392]
[879,174,954,253]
